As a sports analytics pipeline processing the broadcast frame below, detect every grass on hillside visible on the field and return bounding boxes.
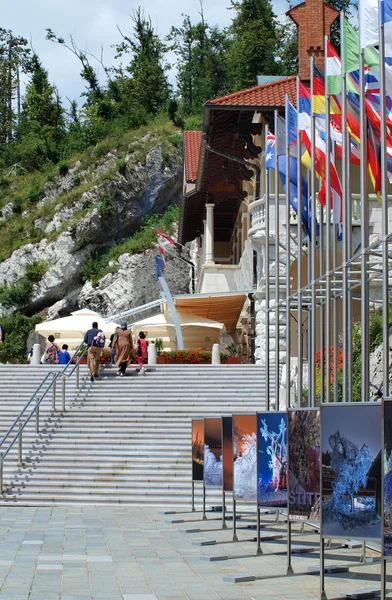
[0,117,182,262]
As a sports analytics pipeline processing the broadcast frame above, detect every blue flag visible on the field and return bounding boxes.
[155,256,165,281]
[266,129,314,237]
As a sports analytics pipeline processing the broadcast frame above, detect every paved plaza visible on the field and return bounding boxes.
[0,505,389,600]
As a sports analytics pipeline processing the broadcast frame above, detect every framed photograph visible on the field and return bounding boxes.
[383,398,392,556]
[222,416,233,492]
[232,414,257,501]
[321,403,381,541]
[192,419,204,482]
[257,411,288,508]
[204,417,223,487]
[288,408,320,521]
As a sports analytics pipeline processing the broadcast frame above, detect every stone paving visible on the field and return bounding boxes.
[0,505,389,600]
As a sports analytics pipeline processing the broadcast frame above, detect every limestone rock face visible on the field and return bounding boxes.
[0,137,184,317]
[78,245,191,319]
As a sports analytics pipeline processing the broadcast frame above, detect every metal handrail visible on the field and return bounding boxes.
[0,340,89,496]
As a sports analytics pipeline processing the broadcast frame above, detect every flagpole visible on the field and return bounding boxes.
[332,140,338,403]
[310,55,316,408]
[360,45,370,404]
[380,0,390,398]
[346,129,353,403]
[265,124,271,411]
[296,76,303,407]
[324,35,332,403]
[274,109,280,410]
[340,10,348,404]
[285,95,291,412]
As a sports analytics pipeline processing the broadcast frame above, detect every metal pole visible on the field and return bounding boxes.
[36,399,40,434]
[158,276,184,350]
[347,131,353,403]
[222,490,227,529]
[380,7,390,397]
[62,376,66,412]
[191,481,195,512]
[320,533,327,600]
[0,460,3,496]
[310,56,316,407]
[202,485,207,520]
[319,205,325,404]
[274,110,280,410]
[265,126,271,408]
[18,421,23,466]
[287,521,293,575]
[296,76,303,408]
[285,95,291,410]
[52,375,56,410]
[256,506,262,554]
[341,10,348,404]
[232,498,238,541]
[360,48,370,403]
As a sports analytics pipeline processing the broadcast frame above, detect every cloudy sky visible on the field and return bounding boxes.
[2,0,289,106]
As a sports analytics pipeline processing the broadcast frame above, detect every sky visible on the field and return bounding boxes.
[2,0,289,107]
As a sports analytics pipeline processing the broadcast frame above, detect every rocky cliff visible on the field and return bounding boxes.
[0,123,190,322]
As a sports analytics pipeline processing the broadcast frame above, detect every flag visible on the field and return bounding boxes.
[155,256,165,280]
[153,228,175,245]
[367,120,382,199]
[359,0,379,49]
[158,245,166,268]
[266,128,312,237]
[382,0,392,62]
[326,40,358,96]
[287,100,298,147]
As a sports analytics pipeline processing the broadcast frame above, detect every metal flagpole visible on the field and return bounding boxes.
[319,204,325,404]
[347,130,353,403]
[359,48,370,403]
[296,77,303,408]
[274,109,280,410]
[310,56,316,407]
[265,125,271,410]
[380,0,390,398]
[340,11,348,403]
[324,35,332,403]
[285,96,291,411]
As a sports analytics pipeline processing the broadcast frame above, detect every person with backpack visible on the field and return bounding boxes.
[58,344,71,365]
[114,322,133,377]
[45,335,60,364]
[83,321,105,382]
[137,331,148,375]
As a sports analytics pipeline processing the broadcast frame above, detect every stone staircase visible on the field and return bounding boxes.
[0,364,268,506]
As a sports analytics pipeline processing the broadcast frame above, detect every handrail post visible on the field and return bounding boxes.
[36,398,40,434]
[0,458,3,497]
[62,376,66,412]
[52,374,56,410]
[18,421,23,466]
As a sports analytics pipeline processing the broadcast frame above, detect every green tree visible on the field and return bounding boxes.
[16,55,64,169]
[114,8,170,116]
[276,21,298,76]
[227,0,280,91]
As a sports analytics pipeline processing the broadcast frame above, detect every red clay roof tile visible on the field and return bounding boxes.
[207,76,297,108]
[184,130,202,182]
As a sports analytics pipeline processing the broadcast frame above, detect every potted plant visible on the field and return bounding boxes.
[73,343,88,364]
[154,338,166,364]
[226,342,240,364]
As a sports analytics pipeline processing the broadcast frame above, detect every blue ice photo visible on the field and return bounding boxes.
[257,412,288,508]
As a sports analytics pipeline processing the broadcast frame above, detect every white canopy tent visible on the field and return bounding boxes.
[131,310,226,351]
[35,309,120,350]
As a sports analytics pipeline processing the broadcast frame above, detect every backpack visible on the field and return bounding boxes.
[92,330,106,348]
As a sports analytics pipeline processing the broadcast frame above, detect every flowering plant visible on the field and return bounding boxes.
[315,346,344,399]
[100,348,111,365]
[163,350,212,363]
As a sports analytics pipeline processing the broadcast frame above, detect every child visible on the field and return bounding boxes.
[58,344,71,365]
[137,331,148,375]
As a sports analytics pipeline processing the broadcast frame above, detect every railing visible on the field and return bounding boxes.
[0,341,88,496]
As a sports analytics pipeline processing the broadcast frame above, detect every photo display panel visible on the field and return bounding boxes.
[257,411,288,508]
[321,403,381,541]
[383,399,392,556]
[288,408,320,521]
[192,419,204,482]
[232,414,257,501]
[222,416,233,492]
[204,417,223,487]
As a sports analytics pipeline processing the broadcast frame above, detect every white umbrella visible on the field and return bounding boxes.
[131,310,225,351]
[35,309,120,349]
